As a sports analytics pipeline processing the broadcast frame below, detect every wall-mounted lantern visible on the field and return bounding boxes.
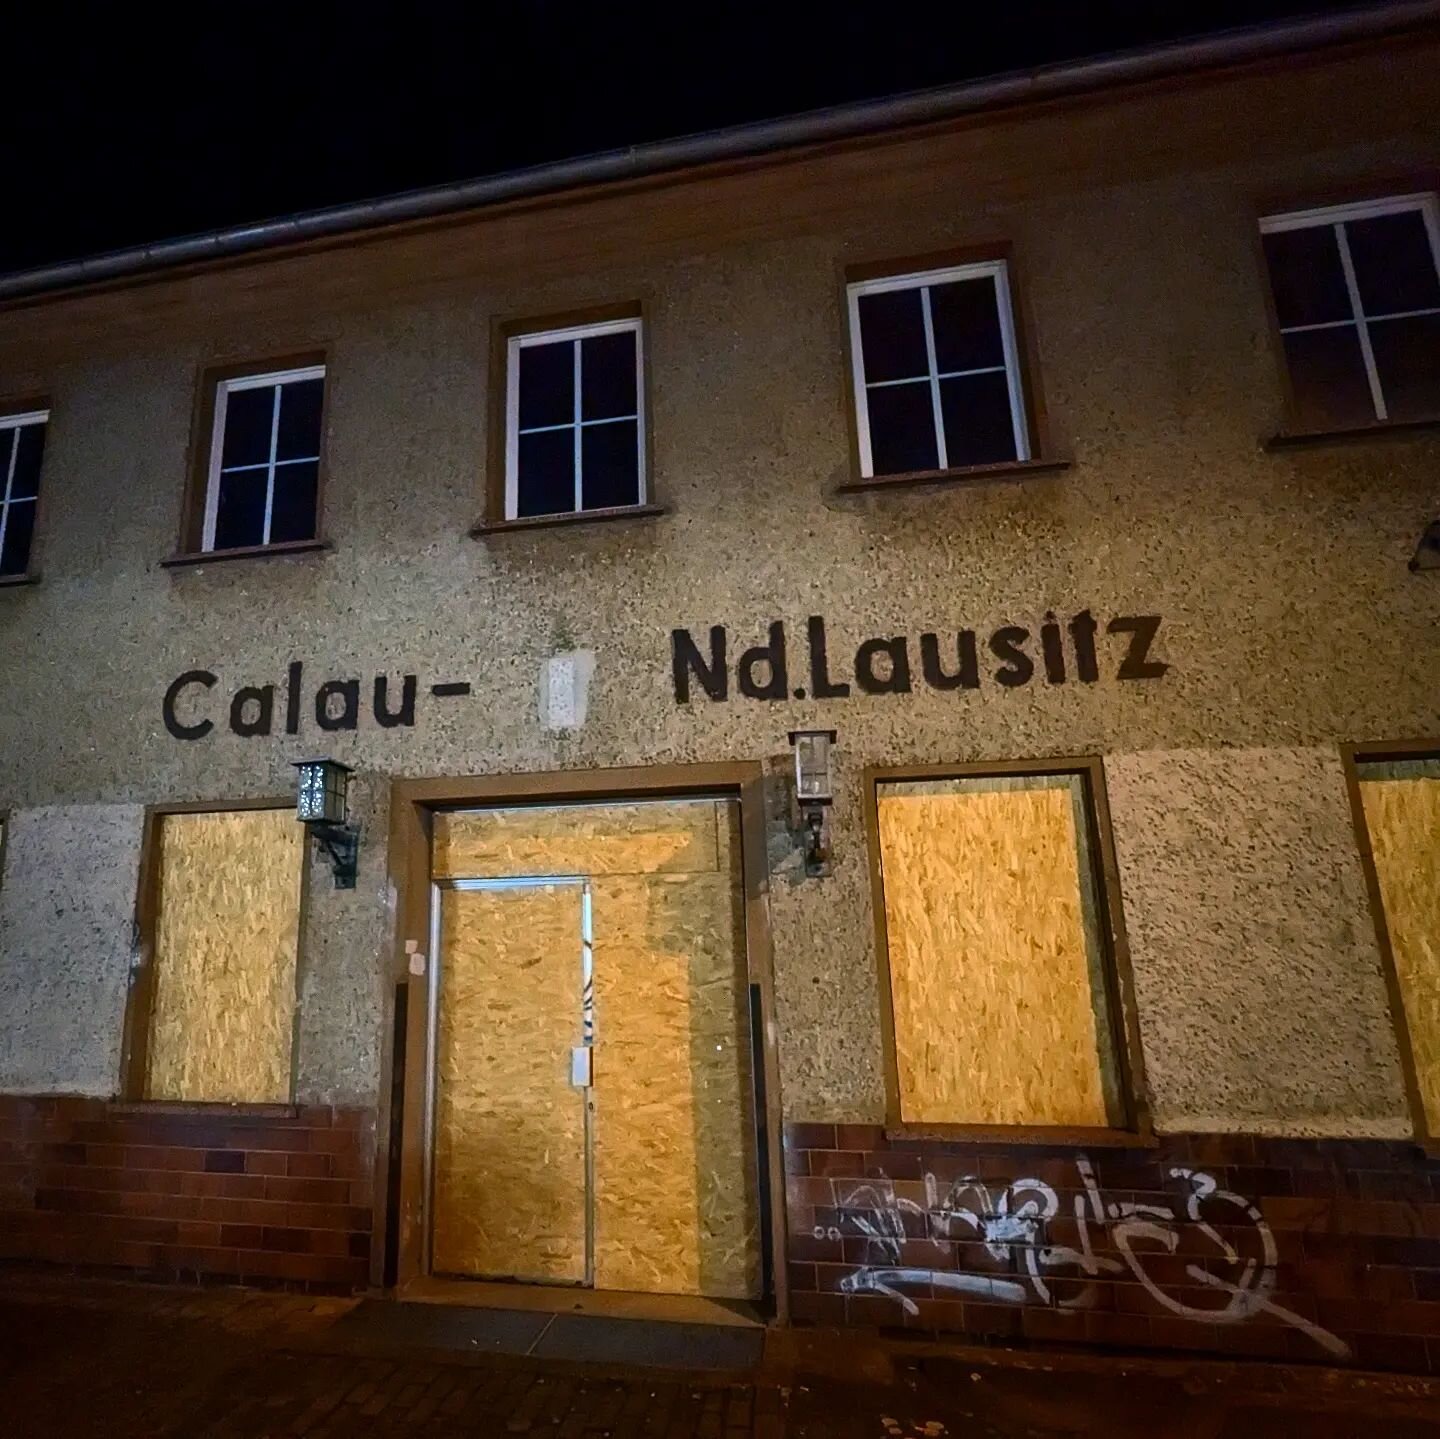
[1410,519,1440,572]
[789,729,836,878]
[293,757,359,889]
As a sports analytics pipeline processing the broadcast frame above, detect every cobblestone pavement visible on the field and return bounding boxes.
[6,1274,1440,1437]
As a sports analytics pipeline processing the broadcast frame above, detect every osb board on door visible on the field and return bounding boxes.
[147,808,303,1104]
[876,777,1118,1129]
[432,802,723,879]
[590,805,760,1298]
[432,883,587,1283]
[1360,771,1440,1130]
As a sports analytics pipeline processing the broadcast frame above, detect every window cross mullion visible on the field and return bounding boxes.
[919,286,948,470]
[0,424,18,563]
[1334,221,1388,422]
[572,339,584,512]
[261,384,283,547]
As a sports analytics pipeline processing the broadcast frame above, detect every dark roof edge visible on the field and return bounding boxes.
[4,1,1436,303]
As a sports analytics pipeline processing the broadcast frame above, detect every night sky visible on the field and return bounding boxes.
[2,1,1379,275]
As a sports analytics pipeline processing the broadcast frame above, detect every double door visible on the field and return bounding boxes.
[425,797,762,1299]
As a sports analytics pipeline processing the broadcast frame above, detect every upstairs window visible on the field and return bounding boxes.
[0,408,47,579]
[847,260,1031,480]
[1261,194,1440,431]
[504,316,646,520]
[201,363,326,552]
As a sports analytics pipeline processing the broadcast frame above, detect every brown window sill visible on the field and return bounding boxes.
[837,457,1072,494]
[471,503,666,536]
[109,1099,298,1118]
[1266,416,1440,450]
[884,1122,1157,1148]
[0,571,40,588]
[161,538,332,568]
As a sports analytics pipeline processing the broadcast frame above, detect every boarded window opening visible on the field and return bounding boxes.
[144,807,305,1103]
[873,770,1126,1130]
[1356,757,1440,1133]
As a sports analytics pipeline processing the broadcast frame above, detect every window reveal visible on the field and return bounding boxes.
[1261,194,1440,430]
[0,409,48,578]
[204,366,325,551]
[505,318,644,519]
[872,770,1126,1130]
[848,261,1031,478]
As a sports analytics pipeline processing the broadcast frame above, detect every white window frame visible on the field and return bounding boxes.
[1260,192,1440,424]
[203,364,326,551]
[504,316,646,520]
[0,407,50,576]
[847,260,1030,479]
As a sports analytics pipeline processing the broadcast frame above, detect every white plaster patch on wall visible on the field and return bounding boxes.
[0,804,144,1095]
[540,650,596,731]
[1104,746,1408,1136]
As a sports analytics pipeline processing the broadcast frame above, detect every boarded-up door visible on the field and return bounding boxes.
[428,799,762,1300]
[430,881,588,1282]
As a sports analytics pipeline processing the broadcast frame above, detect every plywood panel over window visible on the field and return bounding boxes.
[874,772,1124,1130]
[1357,760,1440,1131]
[146,808,304,1104]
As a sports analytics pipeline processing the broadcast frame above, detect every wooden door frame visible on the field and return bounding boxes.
[374,762,788,1322]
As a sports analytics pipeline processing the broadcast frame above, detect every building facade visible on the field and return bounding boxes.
[2,14,1440,1372]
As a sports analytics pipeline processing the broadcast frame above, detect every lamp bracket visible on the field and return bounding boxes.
[309,821,359,889]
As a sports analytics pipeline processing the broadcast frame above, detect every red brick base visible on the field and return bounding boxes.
[0,1094,374,1290]
[784,1124,1440,1373]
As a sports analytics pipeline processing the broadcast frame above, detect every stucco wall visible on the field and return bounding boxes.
[0,43,1436,1126]
[0,806,145,1095]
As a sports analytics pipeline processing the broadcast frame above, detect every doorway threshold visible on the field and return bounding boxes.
[396,1275,766,1329]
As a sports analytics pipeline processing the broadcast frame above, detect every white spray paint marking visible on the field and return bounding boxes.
[540,650,595,730]
[825,1155,1349,1359]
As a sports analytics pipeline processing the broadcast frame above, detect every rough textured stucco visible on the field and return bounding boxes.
[0,806,144,1095]
[1106,747,1409,1136]
[0,45,1437,1122]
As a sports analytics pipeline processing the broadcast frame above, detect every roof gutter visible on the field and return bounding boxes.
[4,1,1437,303]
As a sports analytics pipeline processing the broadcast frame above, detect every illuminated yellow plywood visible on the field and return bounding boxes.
[877,780,1114,1128]
[432,883,587,1281]
[1360,773,1440,1130]
[591,806,759,1298]
[147,808,303,1104]
[433,802,720,879]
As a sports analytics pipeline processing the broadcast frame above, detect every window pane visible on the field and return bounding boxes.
[1282,326,1376,428]
[212,467,268,549]
[0,429,13,491]
[1370,314,1440,422]
[929,277,1004,372]
[145,809,303,1104]
[1347,211,1440,316]
[876,774,1121,1128]
[516,427,575,516]
[0,498,36,576]
[580,420,640,510]
[857,287,928,383]
[940,371,1019,467]
[269,460,320,543]
[220,384,276,467]
[1263,226,1351,328]
[275,377,323,461]
[10,423,45,500]
[865,381,939,475]
[580,330,638,420]
[518,340,574,430]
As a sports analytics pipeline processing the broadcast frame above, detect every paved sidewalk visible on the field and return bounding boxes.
[5,1272,1440,1437]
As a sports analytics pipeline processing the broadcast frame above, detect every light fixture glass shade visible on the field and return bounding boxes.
[789,729,836,805]
[294,757,351,825]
